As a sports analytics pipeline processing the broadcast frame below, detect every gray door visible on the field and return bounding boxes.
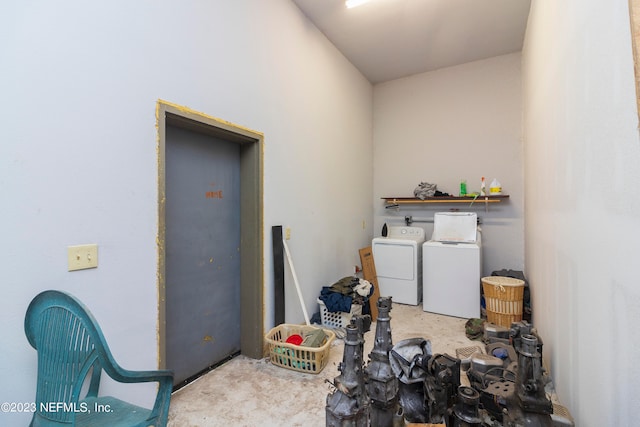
[165,124,241,387]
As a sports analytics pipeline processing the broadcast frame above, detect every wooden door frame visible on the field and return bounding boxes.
[156,100,264,367]
[630,0,640,122]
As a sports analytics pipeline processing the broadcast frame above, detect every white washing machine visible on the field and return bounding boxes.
[423,212,482,318]
[372,226,425,305]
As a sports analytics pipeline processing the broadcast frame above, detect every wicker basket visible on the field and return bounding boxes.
[482,276,525,327]
[317,299,362,329]
[265,324,335,374]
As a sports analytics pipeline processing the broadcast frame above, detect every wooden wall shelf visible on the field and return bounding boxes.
[383,195,509,205]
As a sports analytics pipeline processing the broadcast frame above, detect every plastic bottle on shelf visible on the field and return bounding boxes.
[490,178,502,195]
[460,180,467,197]
[480,177,486,196]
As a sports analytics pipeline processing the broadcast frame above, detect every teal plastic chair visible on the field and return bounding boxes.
[25,290,173,427]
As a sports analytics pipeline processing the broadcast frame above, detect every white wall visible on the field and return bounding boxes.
[522,0,640,424]
[373,53,524,276]
[0,1,372,424]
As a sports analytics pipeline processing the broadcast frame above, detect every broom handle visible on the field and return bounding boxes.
[282,239,311,325]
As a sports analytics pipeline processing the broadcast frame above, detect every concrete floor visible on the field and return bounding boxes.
[167,303,479,427]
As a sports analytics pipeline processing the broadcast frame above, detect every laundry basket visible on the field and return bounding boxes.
[317,299,362,329]
[265,324,335,374]
[482,276,525,327]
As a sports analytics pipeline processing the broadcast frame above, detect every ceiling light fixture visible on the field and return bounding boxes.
[346,0,370,8]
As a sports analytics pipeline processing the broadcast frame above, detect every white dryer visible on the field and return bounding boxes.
[423,212,482,318]
[372,226,425,305]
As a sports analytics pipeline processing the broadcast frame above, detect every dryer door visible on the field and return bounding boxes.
[373,241,416,280]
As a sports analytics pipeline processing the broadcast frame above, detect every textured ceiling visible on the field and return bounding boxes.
[292,0,531,84]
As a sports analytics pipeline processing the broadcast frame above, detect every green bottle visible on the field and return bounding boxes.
[460,180,467,196]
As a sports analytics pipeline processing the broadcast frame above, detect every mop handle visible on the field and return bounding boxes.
[282,238,311,325]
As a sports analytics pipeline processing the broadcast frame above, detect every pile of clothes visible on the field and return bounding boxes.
[318,276,373,314]
[413,181,452,199]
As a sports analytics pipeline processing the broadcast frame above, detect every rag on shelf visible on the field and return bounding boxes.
[319,276,373,313]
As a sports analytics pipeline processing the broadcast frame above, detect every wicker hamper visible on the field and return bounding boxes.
[482,276,525,327]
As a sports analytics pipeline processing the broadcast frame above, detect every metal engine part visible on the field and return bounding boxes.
[396,381,428,424]
[389,338,432,384]
[452,386,483,427]
[389,338,432,423]
[501,334,554,427]
[456,345,483,372]
[326,324,369,426]
[364,297,403,427]
[325,299,572,427]
[350,313,372,336]
[470,353,504,374]
[514,334,553,415]
[509,321,541,355]
[483,323,511,344]
[467,326,566,427]
[388,339,461,425]
[467,353,510,395]
[478,379,514,422]
[424,353,461,423]
[485,342,517,368]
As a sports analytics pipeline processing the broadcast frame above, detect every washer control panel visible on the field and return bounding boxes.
[388,226,425,239]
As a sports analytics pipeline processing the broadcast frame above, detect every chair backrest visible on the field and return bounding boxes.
[25,290,109,424]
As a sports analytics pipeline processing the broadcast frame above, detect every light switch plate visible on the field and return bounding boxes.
[68,244,98,271]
